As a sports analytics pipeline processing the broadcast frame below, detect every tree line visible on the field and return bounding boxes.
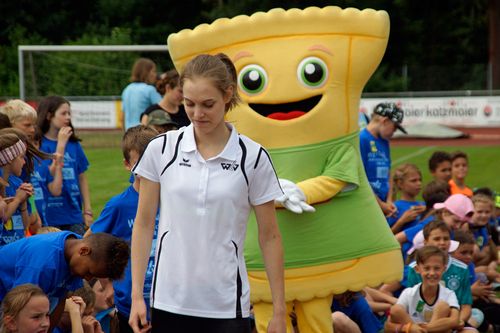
[0,0,491,98]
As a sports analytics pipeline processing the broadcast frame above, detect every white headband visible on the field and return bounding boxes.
[0,140,26,167]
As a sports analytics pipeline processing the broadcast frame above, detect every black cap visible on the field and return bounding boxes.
[373,102,407,134]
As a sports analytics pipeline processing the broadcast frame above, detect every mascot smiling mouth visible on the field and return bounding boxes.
[248,95,322,120]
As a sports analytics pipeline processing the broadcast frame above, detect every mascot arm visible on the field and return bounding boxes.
[297,176,346,204]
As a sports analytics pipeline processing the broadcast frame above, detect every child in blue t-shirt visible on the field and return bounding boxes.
[331,291,383,333]
[0,231,129,331]
[360,102,406,217]
[86,125,158,333]
[31,129,64,226]
[394,180,450,263]
[387,163,425,234]
[470,193,500,283]
[0,128,49,243]
[452,230,500,332]
[37,96,91,235]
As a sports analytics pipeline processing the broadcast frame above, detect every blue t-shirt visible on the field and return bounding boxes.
[0,231,83,312]
[90,185,158,317]
[387,200,425,231]
[31,159,54,226]
[472,226,489,250]
[359,128,391,201]
[121,82,162,130]
[40,137,89,226]
[332,293,383,333]
[467,262,477,285]
[0,173,33,245]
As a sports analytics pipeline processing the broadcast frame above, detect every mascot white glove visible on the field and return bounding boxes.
[275,178,316,214]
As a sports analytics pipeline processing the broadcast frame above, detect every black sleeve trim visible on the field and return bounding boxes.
[238,138,249,186]
[161,132,184,176]
[132,133,167,173]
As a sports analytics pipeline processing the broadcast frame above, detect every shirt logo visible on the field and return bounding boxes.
[221,161,239,171]
[447,276,460,290]
[179,158,191,167]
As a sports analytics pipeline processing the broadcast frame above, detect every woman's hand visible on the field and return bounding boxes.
[129,298,151,333]
[267,313,286,333]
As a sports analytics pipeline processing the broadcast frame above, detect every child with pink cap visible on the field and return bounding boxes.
[406,194,474,257]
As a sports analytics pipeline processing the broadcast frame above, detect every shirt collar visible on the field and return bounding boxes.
[180,123,240,161]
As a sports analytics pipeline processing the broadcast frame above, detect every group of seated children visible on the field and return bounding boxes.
[381,150,500,333]
[329,149,499,333]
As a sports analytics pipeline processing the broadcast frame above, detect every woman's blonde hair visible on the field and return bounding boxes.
[1,284,48,333]
[180,53,240,112]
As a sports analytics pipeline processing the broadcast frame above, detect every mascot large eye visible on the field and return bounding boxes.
[238,64,268,95]
[297,57,328,88]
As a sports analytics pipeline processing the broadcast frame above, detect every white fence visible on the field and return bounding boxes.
[65,96,500,129]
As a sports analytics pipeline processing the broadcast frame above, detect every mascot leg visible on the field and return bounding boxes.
[253,301,294,332]
[294,295,334,333]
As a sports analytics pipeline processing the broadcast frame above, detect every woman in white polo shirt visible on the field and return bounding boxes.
[129,53,286,333]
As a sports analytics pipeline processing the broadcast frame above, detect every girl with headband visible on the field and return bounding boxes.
[0,128,49,243]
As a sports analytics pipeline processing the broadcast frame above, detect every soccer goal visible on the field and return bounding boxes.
[17,45,170,129]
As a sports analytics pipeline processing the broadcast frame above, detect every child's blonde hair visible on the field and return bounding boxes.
[36,226,62,234]
[1,284,48,333]
[0,100,37,125]
[121,125,158,163]
[392,163,422,193]
[472,193,494,211]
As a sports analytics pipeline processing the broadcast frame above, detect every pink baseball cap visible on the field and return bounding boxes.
[407,230,459,255]
[433,194,474,222]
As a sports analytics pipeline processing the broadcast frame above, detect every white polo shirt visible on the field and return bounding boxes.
[397,283,459,323]
[133,123,282,319]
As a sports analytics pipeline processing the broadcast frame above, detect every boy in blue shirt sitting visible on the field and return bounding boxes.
[85,125,158,333]
[0,231,129,331]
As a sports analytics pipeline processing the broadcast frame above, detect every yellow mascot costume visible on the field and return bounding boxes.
[168,6,403,333]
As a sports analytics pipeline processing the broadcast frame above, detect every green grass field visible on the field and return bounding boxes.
[80,131,500,216]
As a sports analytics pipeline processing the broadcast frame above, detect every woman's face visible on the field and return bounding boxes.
[10,295,50,333]
[49,103,71,131]
[147,65,157,84]
[183,77,231,136]
[167,85,184,105]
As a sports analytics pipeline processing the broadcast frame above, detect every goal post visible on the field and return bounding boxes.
[18,45,169,100]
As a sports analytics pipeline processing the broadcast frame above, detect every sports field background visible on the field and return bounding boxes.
[80,130,500,217]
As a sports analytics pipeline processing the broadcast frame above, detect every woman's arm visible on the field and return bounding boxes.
[129,178,159,333]
[78,173,92,227]
[254,200,286,333]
